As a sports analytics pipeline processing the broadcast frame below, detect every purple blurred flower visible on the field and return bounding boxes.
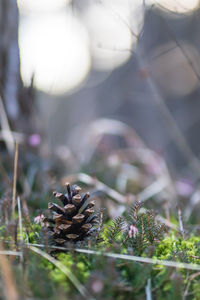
[175,179,194,197]
[91,280,104,293]
[28,134,41,147]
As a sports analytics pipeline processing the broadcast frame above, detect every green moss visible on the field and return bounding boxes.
[155,234,200,263]
[41,252,92,295]
[193,281,200,300]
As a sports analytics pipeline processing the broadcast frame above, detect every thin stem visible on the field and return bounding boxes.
[12,142,18,220]
[178,206,185,239]
[17,196,24,265]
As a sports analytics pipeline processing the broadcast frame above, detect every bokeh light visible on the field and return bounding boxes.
[19,11,91,95]
[18,0,144,93]
[81,1,134,70]
[148,0,199,14]
[17,0,70,14]
[148,41,200,97]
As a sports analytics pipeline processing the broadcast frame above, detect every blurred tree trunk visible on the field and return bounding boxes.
[0,0,34,131]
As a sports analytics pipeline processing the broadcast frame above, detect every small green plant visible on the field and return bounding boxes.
[103,201,166,255]
[104,216,124,245]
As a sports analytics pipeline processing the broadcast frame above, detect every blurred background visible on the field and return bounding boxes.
[2,0,200,194]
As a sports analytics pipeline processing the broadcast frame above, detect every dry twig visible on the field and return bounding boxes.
[0,243,19,300]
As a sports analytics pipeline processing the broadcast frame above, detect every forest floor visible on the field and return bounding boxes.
[1,135,200,300]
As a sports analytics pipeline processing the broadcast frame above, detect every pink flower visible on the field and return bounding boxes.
[154,238,160,243]
[34,214,45,225]
[128,224,138,238]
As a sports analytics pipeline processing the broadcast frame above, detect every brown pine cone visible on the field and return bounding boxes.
[43,183,97,245]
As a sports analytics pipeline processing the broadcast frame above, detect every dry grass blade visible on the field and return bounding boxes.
[0,251,21,256]
[145,278,152,300]
[63,173,177,229]
[63,173,126,204]
[28,245,89,299]
[0,130,24,144]
[27,243,200,271]
[137,176,169,202]
[0,243,19,300]
[188,271,200,281]
[155,214,178,230]
[12,143,19,220]
[71,118,143,164]
[178,206,185,239]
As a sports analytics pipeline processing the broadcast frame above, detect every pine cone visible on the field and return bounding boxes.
[43,183,97,245]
